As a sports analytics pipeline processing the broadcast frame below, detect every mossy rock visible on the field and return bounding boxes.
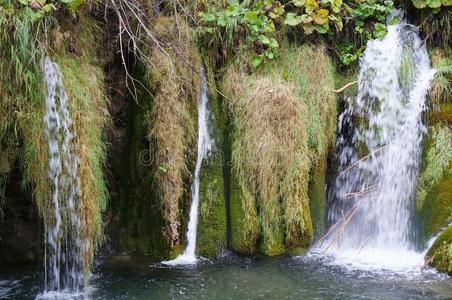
[416,119,452,244]
[115,90,171,260]
[426,226,452,274]
[197,71,228,257]
[197,152,227,257]
[308,157,327,239]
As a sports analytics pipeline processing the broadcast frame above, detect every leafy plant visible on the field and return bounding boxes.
[412,0,451,11]
[338,0,394,66]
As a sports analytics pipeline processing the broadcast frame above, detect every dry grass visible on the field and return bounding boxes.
[224,68,311,251]
[144,16,200,247]
[223,43,336,251]
[430,48,451,106]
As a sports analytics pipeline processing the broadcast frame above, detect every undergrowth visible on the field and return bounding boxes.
[144,16,200,248]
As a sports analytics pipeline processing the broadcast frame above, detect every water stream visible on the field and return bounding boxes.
[314,18,437,271]
[39,57,85,297]
[163,67,214,266]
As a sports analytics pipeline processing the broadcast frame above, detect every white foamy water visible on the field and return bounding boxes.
[314,17,436,272]
[163,67,214,266]
[41,57,85,294]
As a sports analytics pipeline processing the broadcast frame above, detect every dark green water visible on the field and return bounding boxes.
[1,254,451,299]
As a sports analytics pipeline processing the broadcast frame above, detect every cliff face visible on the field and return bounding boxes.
[0,0,450,277]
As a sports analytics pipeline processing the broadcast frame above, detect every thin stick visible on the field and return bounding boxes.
[334,81,358,93]
[338,145,386,178]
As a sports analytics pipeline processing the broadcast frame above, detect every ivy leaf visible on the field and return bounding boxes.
[412,0,427,8]
[265,51,275,59]
[427,0,442,8]
[305,0,318,14]
[269,38,279,49]
[292,0,306,7]
[314,22,329,34]
[313,8,329,25]
[251,54,264,68]
[269,2,284,19]
[284,12,303,26]
[301,14,313,24]
[303,23,315,34]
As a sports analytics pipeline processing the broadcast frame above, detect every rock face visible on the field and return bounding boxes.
[0,168,42,265]
[421,49,452,274]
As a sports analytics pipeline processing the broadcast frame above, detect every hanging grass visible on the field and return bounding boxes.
[223,43,336,254]
[0,7,109,275]
[144,16,200,249]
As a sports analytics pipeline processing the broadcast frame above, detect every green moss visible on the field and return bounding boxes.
[229,174,260,254]
[308,157,327,239]
[223,43,336,255]
[427,226,452,274]
[417,123,452,243]
[197,153,227,257]
[197,63,228,257]
[116,90,171,260]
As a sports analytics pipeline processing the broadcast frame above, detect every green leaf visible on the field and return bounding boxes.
[292,0,306,7]
[251,54,264,68]
[412,0,427,8]
[265,51,275,59]
[202,12,217,23]
[314,22,329,34]
[303,23,315,34]
[269,38,279,49]
[305,0,318,14]
[427,0,442,8]
[42,3,55,12]
[18,0,28,6]
[313,8,329,25]
[284,12,303,26]
[70,0,84,11]
[300,14,313,23]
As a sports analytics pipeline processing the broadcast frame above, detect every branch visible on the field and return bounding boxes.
[334,80,358,93]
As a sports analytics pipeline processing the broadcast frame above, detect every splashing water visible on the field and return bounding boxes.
[315,18,436,272]
[163,67,214,266]
[40,57,85,295]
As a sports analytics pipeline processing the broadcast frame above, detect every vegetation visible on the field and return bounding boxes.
[144,16,200,250]
[223,43,336,255]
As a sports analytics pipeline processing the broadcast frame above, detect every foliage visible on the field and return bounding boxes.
[223,44,336,254]
[430,49,452,105]
[417,125,452,209]
[199,0,395,67]
[338,0,394,66]
[427,226,452,274]
[412,0,451,10]
[144,16,200,249]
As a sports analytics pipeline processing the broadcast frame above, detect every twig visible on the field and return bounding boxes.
[334,81,358,93]
[338,145,386,178]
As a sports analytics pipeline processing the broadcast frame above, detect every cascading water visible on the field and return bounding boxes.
[163,67,214,265]
[316,16,436,271]
[40,56,85,296]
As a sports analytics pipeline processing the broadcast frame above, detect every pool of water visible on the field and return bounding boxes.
[1,253,451,299]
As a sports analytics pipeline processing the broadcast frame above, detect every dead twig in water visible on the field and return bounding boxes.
[338,145,386,178]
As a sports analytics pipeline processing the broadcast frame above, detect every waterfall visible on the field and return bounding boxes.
[40,56,85,295]
[163,67,214,265]
[317,17,436,270]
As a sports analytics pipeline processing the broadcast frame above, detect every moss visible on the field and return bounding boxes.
[427,226,452,274]
[197,62,228,257]
[197,152,227,257]
[115,92,171,260]
[144,16,200,251]
[229,174,260,254]
[308,157,327,239]
[222,43,335,255]
[417,123,452,243]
